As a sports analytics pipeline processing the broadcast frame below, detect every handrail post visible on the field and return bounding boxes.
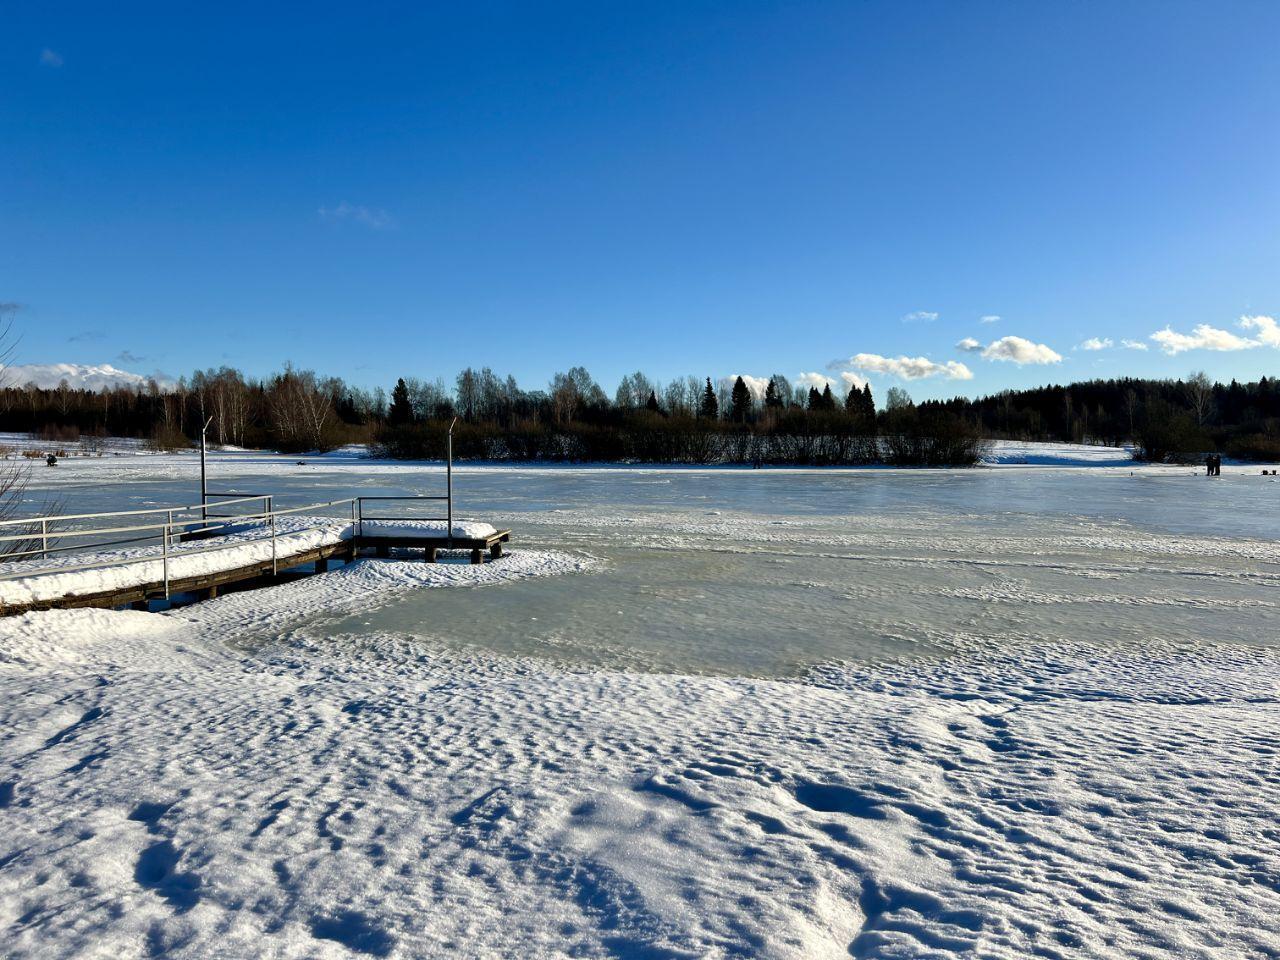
[270,509,277,577]
[200,416,212,521]
[447,416,457,548]
[166,510,174,549]
[162,520,170,599]
[40,518,48,560]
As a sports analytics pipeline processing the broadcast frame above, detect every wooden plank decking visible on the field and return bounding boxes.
[364,529,511,565]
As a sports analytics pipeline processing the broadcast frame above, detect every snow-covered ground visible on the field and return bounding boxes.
[977,439,1137,466]
[3,452,1280,958]
[0,431,150,458]
[3,606,1277,958]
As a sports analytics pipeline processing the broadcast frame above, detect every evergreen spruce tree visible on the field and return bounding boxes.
[764,377,783,409]
[730,376,753,423]
[645,390,661,413]
[387,377,414,425]
[862,384,875,421]
[807,386,822,410]
[699,378,719,419]
[844,383,860,413]
[820,384,835,411]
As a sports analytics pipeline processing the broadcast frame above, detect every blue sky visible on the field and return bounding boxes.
[2,0,1277,400]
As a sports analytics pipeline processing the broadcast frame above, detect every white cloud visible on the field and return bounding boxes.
[1121,339,1149,351]
[979,315,1000,324]
[798,371,868,395]
[1079,337,1113,351]
[318,202,394,230]
[901,311,939,323]
[40,48,63,68]
[1239,315,1280,347]
[795,371,836,392]
[837,370,868,393]
[1150,324,1257,355]
[955,337,982,352]
[717,374,770,401]
[841,353,973,381]
[980,336,1062,365]
[3,362,173,391]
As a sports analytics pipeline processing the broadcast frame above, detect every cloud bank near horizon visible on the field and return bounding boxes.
[834,353,974,381]
[1,363,174,391]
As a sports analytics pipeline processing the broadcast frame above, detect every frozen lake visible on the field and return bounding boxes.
[20,452,1279,675]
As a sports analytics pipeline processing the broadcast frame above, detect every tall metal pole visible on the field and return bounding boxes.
[200,416,213,521]
[447,416,457,548]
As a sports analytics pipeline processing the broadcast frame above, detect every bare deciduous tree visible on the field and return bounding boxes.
[266,365,338,451]
[0,305,62,559]
[1185,371,1215,427]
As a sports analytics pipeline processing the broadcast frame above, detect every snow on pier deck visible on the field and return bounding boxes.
[0,498,511,616]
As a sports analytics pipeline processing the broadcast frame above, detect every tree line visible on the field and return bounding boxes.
[2,363,1277,465]
[952,372,1280,462]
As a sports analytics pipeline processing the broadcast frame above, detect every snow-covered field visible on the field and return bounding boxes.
[2,448,1279,958]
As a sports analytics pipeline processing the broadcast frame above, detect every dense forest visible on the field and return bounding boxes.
[2,364,1278,465]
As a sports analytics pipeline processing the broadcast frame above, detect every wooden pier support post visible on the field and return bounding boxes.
[376,544,389,558]
[490,541,503,560]
[131,600,149,611]
[425,547,438,563]
[315,557,328,573]
[469,548,483,565]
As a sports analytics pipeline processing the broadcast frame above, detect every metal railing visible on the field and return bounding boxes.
[0,495,269,563]
[352,495,453,544]
[0,496,360,599]
[0,494,465,602]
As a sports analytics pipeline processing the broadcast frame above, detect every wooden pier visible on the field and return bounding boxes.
[0,494,512,618]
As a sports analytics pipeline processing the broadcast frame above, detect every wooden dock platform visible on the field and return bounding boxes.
[364,529,511,565]
[13,539,358,614]
[0,494,514,618]
[2,530,512,616]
